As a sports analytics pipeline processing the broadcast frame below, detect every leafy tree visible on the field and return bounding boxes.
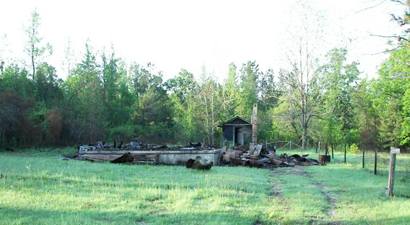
[25,10,52,79]
[130,63,174,143]
[0,91,31,146]
[0,65,34,99]
[3,9,410,150]
[276,61,321,148]
[237,61,259,118]
[44,108,63,145]
[221,63,239,120]
[34,63,63,106]
[271,96,300,142]
[166,69,201,142]
[374,43,410,147]
[257,69,282,141]
[258,69,281,110]
[64,43,105,143]
[318,48,360,153]
[197,70,220,146]
[353,79,379,149]
[101,51,132,127]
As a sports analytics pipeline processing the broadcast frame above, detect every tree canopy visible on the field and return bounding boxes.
[0,9,409,151]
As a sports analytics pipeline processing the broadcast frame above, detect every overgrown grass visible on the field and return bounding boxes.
[277,147,410,224]
[1,148,410,224]
[277,147,410,197]
[0,148,274,225]
[307,164,410,225]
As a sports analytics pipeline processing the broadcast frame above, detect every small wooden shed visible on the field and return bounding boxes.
[219,116,252,146]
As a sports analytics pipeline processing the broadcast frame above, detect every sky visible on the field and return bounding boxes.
[0,0,405,81]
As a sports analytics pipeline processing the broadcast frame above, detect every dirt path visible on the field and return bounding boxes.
[270,169,290,212]
[293,167,337,218]
[273,166,340,225]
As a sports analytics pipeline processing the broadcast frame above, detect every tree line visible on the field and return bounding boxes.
[0,8,409,151]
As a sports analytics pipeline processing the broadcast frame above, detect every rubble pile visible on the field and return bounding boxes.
[221,144,319,168]
[69,140,319,169]
[68,140,220,166]
[77,140,209,153]
[186,156,213,170]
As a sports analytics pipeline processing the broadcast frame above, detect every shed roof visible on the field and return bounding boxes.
[219,116,251,127]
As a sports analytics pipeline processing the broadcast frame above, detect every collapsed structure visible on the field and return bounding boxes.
[72,113,319,169]
[72,140,319,169]
[75,141,221,166]
[221,144,319,168]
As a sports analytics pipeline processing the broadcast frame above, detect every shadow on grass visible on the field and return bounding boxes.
[2,204,410,225]
[0,205,139,225]
[0,205,268,225]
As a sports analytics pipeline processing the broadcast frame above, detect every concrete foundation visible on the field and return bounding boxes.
[79,149,222,165]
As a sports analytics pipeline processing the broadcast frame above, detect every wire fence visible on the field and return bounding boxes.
[273,145,410,197]
[334,150,410,197]
[264,141,302,151]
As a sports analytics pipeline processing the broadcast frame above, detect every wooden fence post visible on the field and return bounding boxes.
[362,150,365,169]
[374,149,378,175]
[386,147,400,197]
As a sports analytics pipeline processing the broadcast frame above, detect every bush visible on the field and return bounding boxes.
[348,143,360,154]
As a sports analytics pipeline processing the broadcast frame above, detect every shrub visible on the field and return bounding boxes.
[348,143,360,154]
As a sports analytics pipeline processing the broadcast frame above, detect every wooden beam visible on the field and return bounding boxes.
[251,104,258,144]
[232,127,235,146]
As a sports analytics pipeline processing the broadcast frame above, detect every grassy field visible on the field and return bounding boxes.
[0,148,409,225]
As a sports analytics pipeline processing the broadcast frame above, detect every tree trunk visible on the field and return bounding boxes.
[344,144,347,163]
[31,47,36,80]
[210,90,215,146]
[301,126,307,149]
[203,96,210,146]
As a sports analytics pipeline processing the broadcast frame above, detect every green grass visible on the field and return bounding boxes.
[0,148,274,225]
[0,148,410,225]
[277,148,410,224]
[277,147,410,197]
[307,164,410,224]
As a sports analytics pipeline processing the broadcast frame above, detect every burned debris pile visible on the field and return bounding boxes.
[72,140,220,167]
[70,140,319,170]
[186,156,213,170]
[221,144,319,168]
[77,140,211,153]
